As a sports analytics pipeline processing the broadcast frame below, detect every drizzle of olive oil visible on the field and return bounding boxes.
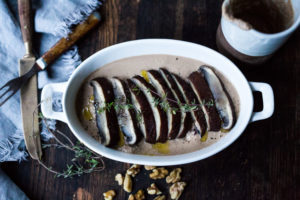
[82,106,93,121]
[200,131,208,142]
[141,70,150,83]
[117,130,125,147]
[220,128,230,133]
[89,95,94,103]
[152,141,170,154]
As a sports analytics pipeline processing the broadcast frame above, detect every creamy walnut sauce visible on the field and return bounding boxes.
[76,54,240,155]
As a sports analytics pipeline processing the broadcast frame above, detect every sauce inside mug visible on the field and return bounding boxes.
[225,0,294,33]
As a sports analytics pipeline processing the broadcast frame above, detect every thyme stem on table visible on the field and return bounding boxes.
[33,102,105,178]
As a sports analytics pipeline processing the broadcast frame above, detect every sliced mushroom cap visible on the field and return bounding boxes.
[171,73,207,135]
[127,79,157,144]
[132,76,168,143]
[188,71,222,131]
[198,66,236,130]
[147,70,181,139]
[90,78,120,147]
[159,68,193,138]
[111,77,142,145]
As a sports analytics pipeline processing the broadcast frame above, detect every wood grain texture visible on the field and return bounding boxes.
[2,0,300,199]
[18,0,33,56]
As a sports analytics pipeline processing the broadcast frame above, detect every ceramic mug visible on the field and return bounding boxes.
[220,0,300,58]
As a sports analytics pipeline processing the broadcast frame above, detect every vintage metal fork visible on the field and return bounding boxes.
[0,11,101,107]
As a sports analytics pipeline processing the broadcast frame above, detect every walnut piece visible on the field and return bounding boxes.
[150,167,169,179]
[103,190,116,200]
[128,194,135,200]
[154,195,166,200]
[127,164,141,177]
[128,190,145,200]
[166,168,182,183]
[123,174,132,193]
[115,173,124,186]
[135,189,145,200]
[144,165,156,170]
[169,182,186,200]
[147,183,162,195]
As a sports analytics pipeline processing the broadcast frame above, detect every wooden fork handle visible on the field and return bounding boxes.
[18,0,34,57]
[37,12,101,70]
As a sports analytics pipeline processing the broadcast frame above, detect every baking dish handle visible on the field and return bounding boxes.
[41,82,68,123]
[249,82,274,123]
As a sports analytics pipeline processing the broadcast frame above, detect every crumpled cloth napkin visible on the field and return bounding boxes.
[0,0,101,161]
[0,0,101,199]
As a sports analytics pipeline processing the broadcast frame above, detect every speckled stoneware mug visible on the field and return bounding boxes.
[218,0,300,64]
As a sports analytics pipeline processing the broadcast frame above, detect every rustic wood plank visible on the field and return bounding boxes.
[1,0,300,200]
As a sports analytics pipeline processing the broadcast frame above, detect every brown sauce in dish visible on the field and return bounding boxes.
[75,54,240,155]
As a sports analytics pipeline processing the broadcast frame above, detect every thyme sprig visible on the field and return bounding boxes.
[34,105,105,179]
[96,85,214,117]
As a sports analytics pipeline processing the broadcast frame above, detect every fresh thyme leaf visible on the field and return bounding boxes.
[136,110,143,123]
[152,97,160,107]
[132,87,141,95]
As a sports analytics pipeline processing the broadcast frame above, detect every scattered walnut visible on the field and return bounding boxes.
[147,183,162,195]
[128,190,145,200]
[166,168,182,183]
[150,167,169,179]
[154,195,166,200]
[169,182,186,200]
[127,164,141,177]
[123,174,132,193]
[115,173,124,186]
[144,165,156,170]
[103,190,116,200]
[128,194,135,200]
[134,189,145,200]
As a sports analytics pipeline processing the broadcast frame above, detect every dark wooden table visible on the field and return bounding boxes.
[2,0,300,199]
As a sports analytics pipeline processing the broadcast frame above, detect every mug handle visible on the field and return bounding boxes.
[41,82,68,123]
[249,82,274,123]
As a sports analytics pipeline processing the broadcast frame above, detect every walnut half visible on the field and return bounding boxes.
[115,173,124,186]
[154,195,166,200]
[144,165,156,170]
[149,167,169,179]
[166,168,182,183]
[127,164,141,177]
[147,183,162,195]
[169,182,186,200]
[103,190,116,200]
[128,189,145,200]
[123,174,132,193]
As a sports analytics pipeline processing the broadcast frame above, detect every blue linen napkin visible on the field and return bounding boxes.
[0,0,101,161]
[0,0,101,199]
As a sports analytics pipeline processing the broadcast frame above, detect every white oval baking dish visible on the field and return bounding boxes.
[41,39,274,166]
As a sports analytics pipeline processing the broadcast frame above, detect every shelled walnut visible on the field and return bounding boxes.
[115,173,124,185]
[128,189,145,200]
[123,174,132,193]
[128,194,135,200]
[154,195,166,200]
[166,168,182,183]
[103,190,116,200]
[169,182,186,200]
[127,164,141,177]
[147,183,162,195]
[144,165,156,170]
[149,167,169,179]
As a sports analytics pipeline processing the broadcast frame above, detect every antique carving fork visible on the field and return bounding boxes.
[18,0,41,159]
[0,10,101,107]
